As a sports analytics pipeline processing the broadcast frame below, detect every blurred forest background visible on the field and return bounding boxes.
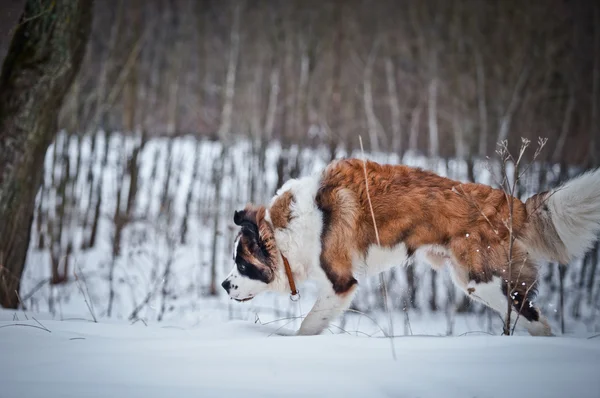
[1,0,599,335]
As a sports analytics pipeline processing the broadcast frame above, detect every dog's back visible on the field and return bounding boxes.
[320,158,600,269]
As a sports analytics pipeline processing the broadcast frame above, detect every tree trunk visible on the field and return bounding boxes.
[474,50,488,158]
[0,0,93,308]
[558,263,567,334]
[385,56,402,155]
[364,40,382,153]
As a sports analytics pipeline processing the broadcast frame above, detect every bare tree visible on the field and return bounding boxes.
[0,0,93,308]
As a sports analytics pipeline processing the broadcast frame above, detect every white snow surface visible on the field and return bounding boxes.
[1,310,599,398]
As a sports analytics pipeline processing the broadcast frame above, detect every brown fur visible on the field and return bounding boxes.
[316,187,361,293]
[523,192,569,264]
[269,191,295,230]
[315,159,544,314]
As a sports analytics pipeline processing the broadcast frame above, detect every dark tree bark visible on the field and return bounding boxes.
[0,0,93,308]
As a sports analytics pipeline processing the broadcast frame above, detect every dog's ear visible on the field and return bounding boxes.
[234,206,277,264]
[234,209,258,234]
[233,209,246,226]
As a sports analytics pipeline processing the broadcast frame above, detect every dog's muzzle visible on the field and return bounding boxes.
[221,279,254,302]
[221,279,231,293]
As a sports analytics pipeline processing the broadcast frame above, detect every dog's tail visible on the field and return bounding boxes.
[522,167,600,265]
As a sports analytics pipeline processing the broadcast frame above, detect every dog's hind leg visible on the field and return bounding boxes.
[448,262,553,336]
[466,276,552,336]
[297,284,358,336]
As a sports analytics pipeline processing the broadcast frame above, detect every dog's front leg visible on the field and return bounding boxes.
[297,284,357,336]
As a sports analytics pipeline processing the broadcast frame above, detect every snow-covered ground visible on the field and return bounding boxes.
[1,309,599,398]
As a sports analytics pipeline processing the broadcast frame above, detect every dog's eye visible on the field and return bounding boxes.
[238,263,246,272]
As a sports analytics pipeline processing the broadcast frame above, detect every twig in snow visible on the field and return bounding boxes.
[131,318,148,326]
[15,290,28,319]
[31,317,51,333]
[268,317,302,337]
[511,275,539,335]
[62,317,96,322]
[359,135,396,360]
[458,330,496,337]
[326,324,353,335]
[21,278,51,302]
[259,315,304,327]
[0,323,51,333]
[343,308,388,337]
[74,265,97,323]
[339,329,373,337]
[403,301,413,336]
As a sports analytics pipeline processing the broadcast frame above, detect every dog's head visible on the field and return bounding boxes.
[221,206,280,302]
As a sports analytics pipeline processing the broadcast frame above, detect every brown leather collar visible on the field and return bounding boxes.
[281,254,299,300]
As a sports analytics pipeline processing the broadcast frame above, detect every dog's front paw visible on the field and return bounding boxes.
[296,328,319,336]
[296,322,326,336]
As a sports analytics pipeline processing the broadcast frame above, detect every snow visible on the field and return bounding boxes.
[1,310,599,398]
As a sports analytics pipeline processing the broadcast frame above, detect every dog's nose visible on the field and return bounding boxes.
[221,279,231,293]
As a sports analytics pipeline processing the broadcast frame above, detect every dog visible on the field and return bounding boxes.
[221,158,600,336]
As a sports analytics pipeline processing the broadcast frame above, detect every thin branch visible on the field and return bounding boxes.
[511,276,539,335]
[459,330,496,337]
[15,290,28,319]
[74,266,97,323]
[359,136,396,360]
[131,318,148,326]
[520,137,548,179]
[359,136,381,245]
[31,317,51,333]
[0,323,51,333]
[344,308,387,336]
[268,317,303,337]
[326,323,353,336]
[493,137,547,335]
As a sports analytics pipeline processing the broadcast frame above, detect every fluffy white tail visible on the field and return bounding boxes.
[548,168,600,261]
[523,168,600,264]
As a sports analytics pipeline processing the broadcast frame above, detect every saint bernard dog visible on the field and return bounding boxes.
[221,158,600,336]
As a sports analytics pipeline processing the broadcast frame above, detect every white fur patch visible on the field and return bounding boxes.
[232,233,241,260]
[270,175,324,285]
[416,244,451,269]
[223,267,270,302]
[549,167,600,261]
[466,276,507,314]
[355,243,410,277]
